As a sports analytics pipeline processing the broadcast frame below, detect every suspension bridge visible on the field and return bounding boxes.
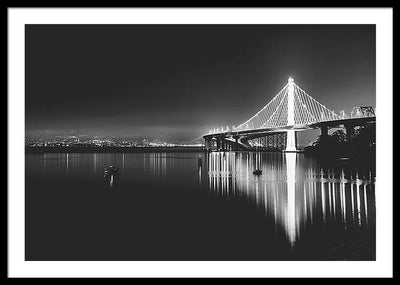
[203,77,375,152]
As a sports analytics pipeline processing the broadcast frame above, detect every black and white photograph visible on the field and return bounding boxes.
[7,7,393,278]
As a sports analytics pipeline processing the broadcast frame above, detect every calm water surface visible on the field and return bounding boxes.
[26,152,375,260]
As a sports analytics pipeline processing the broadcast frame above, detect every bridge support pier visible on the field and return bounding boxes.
[233,137,239,151]
[284,130,297,152]
[216,138,221,150]
[320,125,329,143]
[204,137,212,151]
[216,136,226,151]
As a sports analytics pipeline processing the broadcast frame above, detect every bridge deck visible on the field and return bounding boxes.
[203,116,375,139]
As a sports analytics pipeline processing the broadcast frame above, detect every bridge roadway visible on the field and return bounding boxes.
[203,116,376,151]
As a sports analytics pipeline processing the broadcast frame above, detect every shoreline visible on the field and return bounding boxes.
[25,146,306,154]
[25,146,206,154]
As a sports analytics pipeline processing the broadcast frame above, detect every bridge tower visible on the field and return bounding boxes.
[285,77,297,152]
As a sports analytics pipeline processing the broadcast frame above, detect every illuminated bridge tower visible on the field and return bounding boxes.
[285,77,297,152]
[203,76,351,152]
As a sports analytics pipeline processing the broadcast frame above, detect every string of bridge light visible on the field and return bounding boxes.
[208,80,344,134]
[233,83,289,131]
[294,84,341,122]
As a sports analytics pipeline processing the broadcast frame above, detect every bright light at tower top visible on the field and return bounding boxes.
[288,77,294,84]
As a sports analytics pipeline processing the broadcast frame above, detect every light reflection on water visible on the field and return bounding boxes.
[38,152,375,240]
[30,151,375,258]
[38,152,375,243]
[206,151,375,248]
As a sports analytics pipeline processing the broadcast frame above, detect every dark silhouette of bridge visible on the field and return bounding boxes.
[203,78,375,151]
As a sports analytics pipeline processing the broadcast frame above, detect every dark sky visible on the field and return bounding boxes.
[26,24,375,141]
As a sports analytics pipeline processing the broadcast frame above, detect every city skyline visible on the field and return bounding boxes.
[26,24,375,141]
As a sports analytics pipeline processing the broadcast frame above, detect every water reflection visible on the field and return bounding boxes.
[149,153,167,177]
[103,170,119,189]
[198,157,202,185]
[36,152,208,188]
[207,152,375,247]
[27,152,375,260]
[35,151,375,246]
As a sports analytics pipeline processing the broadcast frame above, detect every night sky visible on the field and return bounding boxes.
[26,25,375,141]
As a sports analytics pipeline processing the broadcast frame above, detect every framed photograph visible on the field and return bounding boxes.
[7,5,394,278]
